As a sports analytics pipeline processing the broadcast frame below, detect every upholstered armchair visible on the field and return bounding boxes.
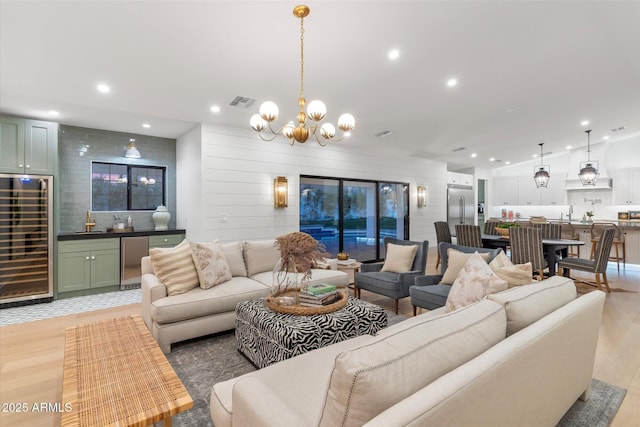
[354,237,428,314]
[409,242,503,315]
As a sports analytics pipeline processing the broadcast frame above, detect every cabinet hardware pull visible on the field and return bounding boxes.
[86,256,90,260]
[91,256,95,260]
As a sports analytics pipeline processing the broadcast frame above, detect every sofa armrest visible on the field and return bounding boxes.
[414,274,444,286]
[360,262,384,273]
[232,377,308,427]
[141,273,167,331]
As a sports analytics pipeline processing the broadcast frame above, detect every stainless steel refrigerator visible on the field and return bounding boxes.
[447,185,475,235]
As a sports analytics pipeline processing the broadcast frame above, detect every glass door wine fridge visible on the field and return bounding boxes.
[0,174,53,304]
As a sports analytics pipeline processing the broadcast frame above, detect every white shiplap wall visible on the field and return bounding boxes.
[176,124,448,251]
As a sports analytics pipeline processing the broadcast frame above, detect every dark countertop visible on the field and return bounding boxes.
[58,229,186,241]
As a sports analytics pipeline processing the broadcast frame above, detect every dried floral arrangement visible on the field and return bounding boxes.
[274,231,329,288]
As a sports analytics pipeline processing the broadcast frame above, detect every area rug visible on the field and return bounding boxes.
[164,313,626,427]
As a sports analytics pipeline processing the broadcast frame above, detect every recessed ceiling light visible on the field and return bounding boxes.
[446,78,457,87]
[533,154,538,158]
[210,105,221,113]
[566,145,572,150]
[505,161,511,165]
[470,153,477,158]
[388,49,400,60]
[489,157,496,162]
[48,110,59,116]
[97,83,111,93]
[603,135,610,140]
[142,123,151,128]
[580,120,590,126]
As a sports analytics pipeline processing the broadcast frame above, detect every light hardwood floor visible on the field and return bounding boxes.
[0,254,638,427]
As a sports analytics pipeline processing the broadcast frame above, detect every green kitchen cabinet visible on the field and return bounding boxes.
[0,116,58,175]
[149,233,184,249]
[58,239,120,293]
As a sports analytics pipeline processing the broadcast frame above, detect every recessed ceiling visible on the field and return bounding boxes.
[1,1,639,171]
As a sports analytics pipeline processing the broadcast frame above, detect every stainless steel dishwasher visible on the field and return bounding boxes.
[121,236,149,289]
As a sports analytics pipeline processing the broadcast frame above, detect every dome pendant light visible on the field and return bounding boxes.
[578,130,599,186]
[533,143,550,188]
[249,5,355,146]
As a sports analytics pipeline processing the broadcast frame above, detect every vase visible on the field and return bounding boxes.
[271,257,299,305]
[152,205,171,231]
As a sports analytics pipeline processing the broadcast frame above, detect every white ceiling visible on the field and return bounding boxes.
[2,1,639,171]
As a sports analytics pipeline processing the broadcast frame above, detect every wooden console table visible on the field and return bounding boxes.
[61,315,192,426]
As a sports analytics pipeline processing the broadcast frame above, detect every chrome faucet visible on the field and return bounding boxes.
[567,205,573,222]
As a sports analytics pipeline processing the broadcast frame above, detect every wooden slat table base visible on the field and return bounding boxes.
[61,315,192,426]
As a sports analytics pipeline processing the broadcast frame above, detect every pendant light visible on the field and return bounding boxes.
[533,143,550,188]
[578,130,599,186]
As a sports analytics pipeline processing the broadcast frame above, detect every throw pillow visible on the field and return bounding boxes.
[441,249,490,285]
[380,243,418,273]
[221,241,247,277]
[190,241,232,289]
[445,252,508,312]
[489,251,534,287]
[149,239,199,296]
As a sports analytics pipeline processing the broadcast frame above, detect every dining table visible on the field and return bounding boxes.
[481,234,585,276]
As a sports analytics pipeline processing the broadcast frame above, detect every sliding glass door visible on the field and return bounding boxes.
[300,176,409,262]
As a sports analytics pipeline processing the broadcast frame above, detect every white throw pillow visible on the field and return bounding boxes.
[445,252,508,312]
[149,239,199,296]
[243,239,281,276]
[441,249,490,285]
[380,243,418,273]
[221,241,247,277]
[489,251,535,287]
[190,241,232,289]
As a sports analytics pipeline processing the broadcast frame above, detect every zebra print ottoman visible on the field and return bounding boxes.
[235,296,387,368]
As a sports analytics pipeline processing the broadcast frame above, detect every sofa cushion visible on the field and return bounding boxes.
[489,251,535,288]
[222,241,247,277]
[380,243,418,273]
[149,239,199,296]
[441,249,490,285]
[487,275,577,336]
[244,239,281,276]
[150,276,271,324]
[445,252,508,313]
[318,299,506,427]
[190,241,232,289]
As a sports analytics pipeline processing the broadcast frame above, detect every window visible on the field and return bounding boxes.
[91,162,166,211]
[300,176,409,262]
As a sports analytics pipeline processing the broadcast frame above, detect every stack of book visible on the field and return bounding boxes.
[337,258,356,266]
[299,283,341,307]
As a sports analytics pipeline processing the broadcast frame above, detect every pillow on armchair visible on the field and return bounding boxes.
[381,243,418,273]
[441,249,491,284]
[489,251,534,287]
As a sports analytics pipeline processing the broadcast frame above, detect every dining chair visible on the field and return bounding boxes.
[531,222,561,239]
[455,224,482,248]
[589,223,625,271]
[433,221,452,269]
[550,221,580,257]
[559,227,615,292]
[483,219,502,235]
[509,226,547,280]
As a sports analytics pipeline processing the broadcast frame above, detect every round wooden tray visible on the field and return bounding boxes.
[266,290,347,315]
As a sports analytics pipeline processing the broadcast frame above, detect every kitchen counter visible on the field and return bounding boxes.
[58,229,186,241]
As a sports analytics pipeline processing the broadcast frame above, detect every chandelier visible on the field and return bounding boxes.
[578,129,599,185]
[249,5,355,146]
[533,143,550,188]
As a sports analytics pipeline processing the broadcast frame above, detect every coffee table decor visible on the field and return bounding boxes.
[266,288,348,315]
[270,231,329,306]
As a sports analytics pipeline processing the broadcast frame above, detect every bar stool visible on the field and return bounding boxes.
[550,221,580,258]
[590,223,625,271]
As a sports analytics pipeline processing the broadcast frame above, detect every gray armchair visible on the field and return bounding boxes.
[409,242,503,315]
[354,237,429,314]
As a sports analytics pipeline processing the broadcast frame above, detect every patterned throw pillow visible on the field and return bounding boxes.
[445,252,508,312]
[190,241,232,289]
[149,239,199,296]
[380,243,418,273]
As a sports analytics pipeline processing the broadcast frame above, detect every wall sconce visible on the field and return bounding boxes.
[274,176,288,208]
[125,138,141,158]
[417,185,426,208]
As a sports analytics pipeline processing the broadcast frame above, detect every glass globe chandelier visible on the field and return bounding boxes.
[533,143,550,188]
[249,5,355,146]
[578,129,599,186]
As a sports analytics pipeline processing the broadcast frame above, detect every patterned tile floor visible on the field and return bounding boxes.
[0,289,142,326]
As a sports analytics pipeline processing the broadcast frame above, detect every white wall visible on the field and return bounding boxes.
[176,124,448,251]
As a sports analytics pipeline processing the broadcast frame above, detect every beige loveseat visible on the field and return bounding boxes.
[210,276,605,427]
[141,239,348,353]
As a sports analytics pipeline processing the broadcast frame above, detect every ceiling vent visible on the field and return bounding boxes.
[610,126,626,133]
[375,130,392,138]
[229,96,256,108]
[452,147,466,152]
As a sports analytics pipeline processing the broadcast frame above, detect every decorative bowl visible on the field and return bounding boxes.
[337,252,350,260]
[495,227,510,237]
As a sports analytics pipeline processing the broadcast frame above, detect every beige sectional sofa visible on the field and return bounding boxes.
[210,276,606,427]
[141,239,348,353]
